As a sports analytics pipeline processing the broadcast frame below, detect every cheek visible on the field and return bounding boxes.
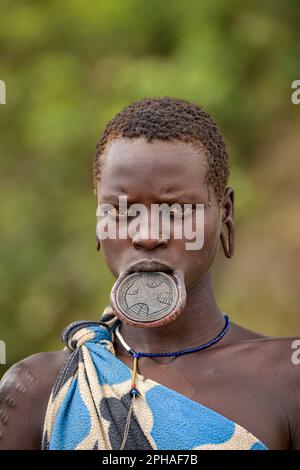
[204,211,221,253]
[180,209,220,251]
[100,238,129,276]
[176,210,220,271]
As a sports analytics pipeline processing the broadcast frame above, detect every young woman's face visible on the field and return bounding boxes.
[97,137,223,289]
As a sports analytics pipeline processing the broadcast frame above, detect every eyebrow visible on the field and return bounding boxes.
[100,194,199,205]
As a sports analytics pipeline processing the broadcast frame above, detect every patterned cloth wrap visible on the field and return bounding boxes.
[41,306,268,450]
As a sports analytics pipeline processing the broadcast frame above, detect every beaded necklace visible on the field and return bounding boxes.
[114,314,231,449]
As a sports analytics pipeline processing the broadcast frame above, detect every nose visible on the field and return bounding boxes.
[132,234,168,250]
[130,210,168,250]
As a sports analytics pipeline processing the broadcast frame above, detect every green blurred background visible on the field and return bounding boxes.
[1,0,299,376]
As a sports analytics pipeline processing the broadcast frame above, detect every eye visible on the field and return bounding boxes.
[104,206,119,217]
[182,205,194,216]
[104,206,117,217]
[106,206,134,219]
[167,205,194,218]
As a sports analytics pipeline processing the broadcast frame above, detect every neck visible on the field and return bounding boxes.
[116,271,227,354]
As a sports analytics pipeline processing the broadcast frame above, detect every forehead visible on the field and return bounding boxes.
[98,137,208,202]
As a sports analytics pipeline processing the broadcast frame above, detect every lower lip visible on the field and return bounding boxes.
[130,263,173,273]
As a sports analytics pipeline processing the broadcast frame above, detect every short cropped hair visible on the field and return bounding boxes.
[93,97,229,205]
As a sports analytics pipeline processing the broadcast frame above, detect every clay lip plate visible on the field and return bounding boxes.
[110,270,186,328]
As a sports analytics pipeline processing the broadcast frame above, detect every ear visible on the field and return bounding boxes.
[220,186,235,258]
[96,194,101,251]
[96,236,101,251]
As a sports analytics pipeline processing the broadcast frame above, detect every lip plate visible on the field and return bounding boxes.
[110,265,186,328]
[115,271,179,323]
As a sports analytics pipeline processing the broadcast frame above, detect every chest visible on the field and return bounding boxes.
[116,351,288,450]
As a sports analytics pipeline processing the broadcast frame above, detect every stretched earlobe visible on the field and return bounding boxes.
[96,236,101,251]
[220,220,234,258]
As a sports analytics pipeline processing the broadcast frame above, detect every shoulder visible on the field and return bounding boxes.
[256,335,300,450]
[227,322,300,364]
[228,327,300,383]
[264,335,300,450]
[229,331,300,449]
[0,348,71,450]
[234,332,300,372]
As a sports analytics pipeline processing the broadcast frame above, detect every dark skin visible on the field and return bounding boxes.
[0,137,299,450]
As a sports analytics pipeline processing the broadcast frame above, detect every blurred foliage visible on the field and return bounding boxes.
[0,0,299,375]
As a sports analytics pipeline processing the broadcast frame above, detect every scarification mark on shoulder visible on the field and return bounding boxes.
[0,360,38,415]
[0,409,8,425]
[15,382,26,394]
[4,395,16,408]
[24,370,35,383]
[0,361,40,442]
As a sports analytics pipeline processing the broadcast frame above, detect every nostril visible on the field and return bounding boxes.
[132,236,168,250]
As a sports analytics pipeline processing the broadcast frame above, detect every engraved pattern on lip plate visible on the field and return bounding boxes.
[115,272,179,323]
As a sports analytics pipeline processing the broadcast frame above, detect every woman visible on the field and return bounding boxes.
[0,97,299,450]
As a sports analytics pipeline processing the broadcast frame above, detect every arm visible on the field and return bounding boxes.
[0,350,70,450]
[284,338,300,450]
